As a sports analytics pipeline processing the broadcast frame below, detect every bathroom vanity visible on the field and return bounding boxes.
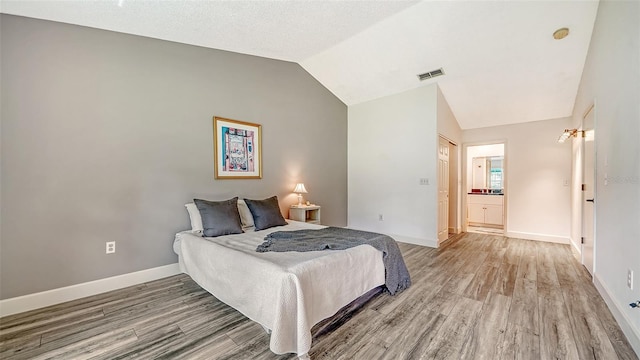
[467,193,504,226]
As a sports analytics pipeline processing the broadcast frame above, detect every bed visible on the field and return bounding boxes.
[175,196,407,359]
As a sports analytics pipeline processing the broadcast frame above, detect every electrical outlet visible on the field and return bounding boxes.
[419,178,429,185]
[378,214,384,221]
[106,241,116,254]
[628,269,634,290]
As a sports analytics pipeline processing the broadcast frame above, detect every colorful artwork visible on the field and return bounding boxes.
[214,117,262,179]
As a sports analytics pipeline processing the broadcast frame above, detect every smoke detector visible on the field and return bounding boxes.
[418,68,445,81]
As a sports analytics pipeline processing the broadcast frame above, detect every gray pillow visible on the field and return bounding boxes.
[244,196,288,231]
[193,197,243,237]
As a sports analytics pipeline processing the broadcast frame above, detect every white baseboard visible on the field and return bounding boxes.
[569,237,582,255]
[0,263,181,317]
[594,274,640,356]
[448,227,462,235]
[568,238,582,262]
[344,226,438,249]
[392,233,438,248]
[505,231,569,244]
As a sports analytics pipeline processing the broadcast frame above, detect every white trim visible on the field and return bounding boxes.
[505,231,569,244]
[569,237,582,255]
[448,227,462,235]
[345,226,439,249]
[393,234,438,248]
[0,263,181,317]
[568,238,582,262]
[594,274,640,356]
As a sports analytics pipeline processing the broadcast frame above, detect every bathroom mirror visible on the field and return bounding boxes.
[471,156,504,191]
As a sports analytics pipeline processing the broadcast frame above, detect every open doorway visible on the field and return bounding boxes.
[465,143,505,235]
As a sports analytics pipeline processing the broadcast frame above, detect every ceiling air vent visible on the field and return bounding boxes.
[418,68,445,81]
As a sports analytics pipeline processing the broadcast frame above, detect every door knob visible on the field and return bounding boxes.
[586,199,595,203]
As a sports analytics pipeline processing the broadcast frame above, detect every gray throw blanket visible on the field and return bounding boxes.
[256,227,411,295]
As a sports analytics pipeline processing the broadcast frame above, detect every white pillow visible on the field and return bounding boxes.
[185,203,204,233]
[185,199,254,231]
[237,199,255,228]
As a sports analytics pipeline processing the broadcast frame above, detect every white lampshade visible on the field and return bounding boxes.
[293,183,308,194]
[293,183,308,206]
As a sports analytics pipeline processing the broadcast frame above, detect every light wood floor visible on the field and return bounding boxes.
[1,232,637,359]
[466,225,504,235]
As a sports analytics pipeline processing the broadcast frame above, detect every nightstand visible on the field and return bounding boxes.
[289,205,321,224]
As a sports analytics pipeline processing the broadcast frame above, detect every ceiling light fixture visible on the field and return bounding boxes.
[558,128,580,143]
[553,27,570,40]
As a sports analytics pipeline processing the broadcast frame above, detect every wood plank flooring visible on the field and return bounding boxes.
[1,232,637,359]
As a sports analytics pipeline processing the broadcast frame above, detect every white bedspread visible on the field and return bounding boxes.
[173,221,385,356]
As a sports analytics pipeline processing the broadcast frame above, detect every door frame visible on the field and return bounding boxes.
[448,141,460,235]
[437,135,459,244]
[462,140,508,234]
[581,102,596,275]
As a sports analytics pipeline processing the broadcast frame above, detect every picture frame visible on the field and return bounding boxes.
[213,116,262,179]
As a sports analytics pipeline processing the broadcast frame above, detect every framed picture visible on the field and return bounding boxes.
[213,117,262,179]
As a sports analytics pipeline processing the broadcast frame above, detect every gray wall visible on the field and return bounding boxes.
[0,15,348,299]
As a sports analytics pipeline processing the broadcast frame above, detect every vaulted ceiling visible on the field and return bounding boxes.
[0,0,599,129]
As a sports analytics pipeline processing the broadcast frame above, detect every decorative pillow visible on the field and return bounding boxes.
[186,200,254,231]
[185,203,204,233]
[237,199,255,228]
[244,196,288,231]
[193,198,243,237]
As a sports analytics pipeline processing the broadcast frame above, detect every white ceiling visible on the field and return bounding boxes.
[1,0,599,129]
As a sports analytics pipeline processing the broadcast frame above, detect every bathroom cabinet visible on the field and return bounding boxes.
[468,194,503,226]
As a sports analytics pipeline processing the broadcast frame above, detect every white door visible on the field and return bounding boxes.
[438,137,450,243]
[582,105,595,275]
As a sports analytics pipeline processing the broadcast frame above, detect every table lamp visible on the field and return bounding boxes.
[293,183,308,206]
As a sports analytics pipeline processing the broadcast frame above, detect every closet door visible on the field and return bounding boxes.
[437,137,450,243]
